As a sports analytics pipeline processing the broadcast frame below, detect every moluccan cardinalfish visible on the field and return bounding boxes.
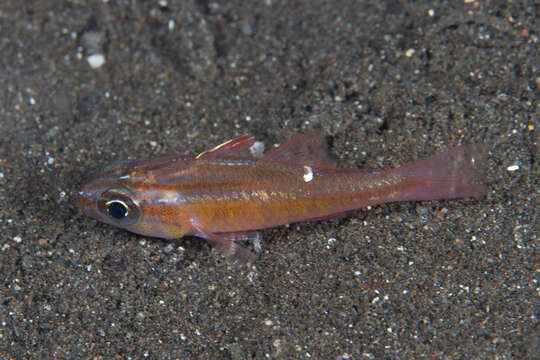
[76,133,487,265]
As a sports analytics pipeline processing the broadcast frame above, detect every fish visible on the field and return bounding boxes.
[76,133,488,265]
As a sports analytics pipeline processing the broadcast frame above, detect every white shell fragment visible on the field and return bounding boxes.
[506,165,520,172]
[249,141,265,157]
[87,53,105,69]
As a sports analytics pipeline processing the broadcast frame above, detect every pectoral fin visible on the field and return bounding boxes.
[218,231,262,253]
[191,221,258,265]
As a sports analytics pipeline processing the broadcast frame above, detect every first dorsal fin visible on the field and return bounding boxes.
[196,135,255,160]
[260,132,337,167]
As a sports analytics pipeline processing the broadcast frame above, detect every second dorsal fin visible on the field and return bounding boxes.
[260,132,337,167]
[196,135,255,160]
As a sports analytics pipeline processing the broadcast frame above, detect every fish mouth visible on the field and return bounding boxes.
[75,190,100,219]
[75,190,88,209]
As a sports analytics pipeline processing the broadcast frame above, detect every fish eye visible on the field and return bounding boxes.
[97,188,140,225]
[106,200,128,219]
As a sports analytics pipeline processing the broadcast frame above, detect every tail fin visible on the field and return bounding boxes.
[388,144,488,202]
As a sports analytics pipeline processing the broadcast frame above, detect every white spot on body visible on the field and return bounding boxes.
[303,165,313,182]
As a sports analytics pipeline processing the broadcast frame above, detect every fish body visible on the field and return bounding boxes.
[76,133,488,264]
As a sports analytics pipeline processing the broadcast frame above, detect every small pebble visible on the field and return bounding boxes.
[506,165,519,172]
[250,141,265,157]
[87,54,105,69]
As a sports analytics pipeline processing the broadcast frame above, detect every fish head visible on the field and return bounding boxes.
[76,159,147,234]
[77,155,195,239]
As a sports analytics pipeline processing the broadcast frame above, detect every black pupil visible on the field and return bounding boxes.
[107,201,128,219]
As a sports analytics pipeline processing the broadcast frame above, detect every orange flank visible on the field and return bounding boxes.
[76,133,488,265]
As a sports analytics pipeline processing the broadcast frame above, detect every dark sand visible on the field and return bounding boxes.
[0,1,537,358]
